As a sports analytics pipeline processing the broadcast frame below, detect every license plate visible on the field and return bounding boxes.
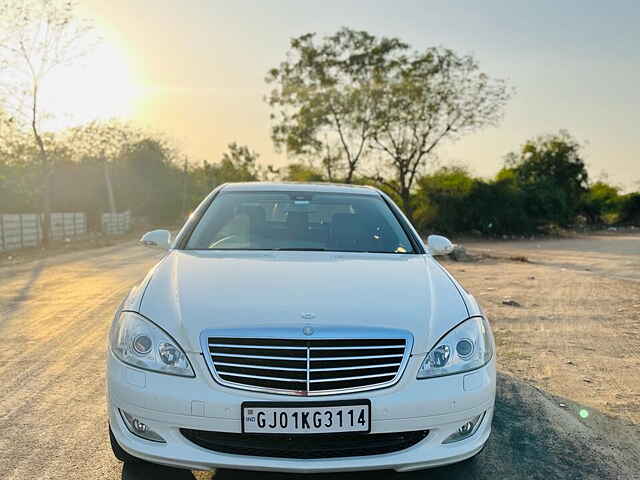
[242,400,371,434]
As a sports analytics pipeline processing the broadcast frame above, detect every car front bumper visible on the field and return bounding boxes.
[107,350,496,473]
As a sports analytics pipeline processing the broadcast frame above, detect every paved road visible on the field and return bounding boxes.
[1,242,638,480]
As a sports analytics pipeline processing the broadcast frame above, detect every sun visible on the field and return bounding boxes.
[40,41,143,131]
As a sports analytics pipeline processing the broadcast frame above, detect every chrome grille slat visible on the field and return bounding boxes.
[310,362,401,372]
[203,331,412,396]
[218,371,307,383]
[311,344,404,350]
[215,362,307,372]
[209,343,307,350]
[309,372,396,383]
[309,353,404,361]
[211,352,307,361]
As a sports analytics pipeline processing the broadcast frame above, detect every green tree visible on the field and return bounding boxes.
[581,181,620,224]
[111,138,183,225]
[266,28,406,183]
[66,120,146,215]
[187,142,261,208]
[216,143,260,182]
[508,131,588,226]
[619,192,640,224]
[413,167,475,233]
[65,122,185,227]
[465,175,532,235]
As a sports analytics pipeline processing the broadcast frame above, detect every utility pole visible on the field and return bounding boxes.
[103,151,117,215]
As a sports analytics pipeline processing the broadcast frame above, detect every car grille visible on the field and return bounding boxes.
[203,334,411,396]
[180,429,429,459]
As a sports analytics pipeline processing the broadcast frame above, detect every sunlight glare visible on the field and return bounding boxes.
[40,42,143,131]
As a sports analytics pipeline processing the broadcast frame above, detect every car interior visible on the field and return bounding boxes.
[186,192,413,253]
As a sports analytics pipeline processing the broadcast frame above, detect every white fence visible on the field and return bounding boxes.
[102,211,131,235]
[49,212,87,241]
[0,210,132,252]
[0,214,41,251]
[0,212,87,252]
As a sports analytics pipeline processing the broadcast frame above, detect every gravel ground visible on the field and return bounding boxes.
[0,239,638,480]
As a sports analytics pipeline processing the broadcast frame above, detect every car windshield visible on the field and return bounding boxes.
[185,191,415,254]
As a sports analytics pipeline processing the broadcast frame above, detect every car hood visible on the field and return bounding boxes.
[138,250,469,354]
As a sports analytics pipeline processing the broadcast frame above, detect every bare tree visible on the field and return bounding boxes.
[371,48,510,220]
[0,0,95,245]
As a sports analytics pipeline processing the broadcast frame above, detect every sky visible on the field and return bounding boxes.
[63,0,640,190]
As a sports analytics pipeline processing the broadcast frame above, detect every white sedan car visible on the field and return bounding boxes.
[107,182,496,473]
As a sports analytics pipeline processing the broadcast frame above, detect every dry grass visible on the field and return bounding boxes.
[443,235,640,424]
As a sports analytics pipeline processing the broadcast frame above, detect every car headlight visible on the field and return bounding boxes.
[110,311,195,377]
[417,317,493,379]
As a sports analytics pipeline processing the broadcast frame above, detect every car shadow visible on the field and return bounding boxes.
[122,462,196,479]
[121,373,640,480]
[122,462,476,480]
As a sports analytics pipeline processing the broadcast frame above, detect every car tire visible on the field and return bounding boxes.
[109,424,145,464]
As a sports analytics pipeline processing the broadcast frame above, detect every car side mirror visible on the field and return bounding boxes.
[427,234,454,256]
[140,229,171,250]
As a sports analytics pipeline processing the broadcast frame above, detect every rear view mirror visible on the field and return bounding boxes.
[140,229,171,250]
[427,234,453,256]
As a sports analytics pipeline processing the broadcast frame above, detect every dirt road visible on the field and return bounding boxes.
[465,233,640,281]
[1,239,638,480]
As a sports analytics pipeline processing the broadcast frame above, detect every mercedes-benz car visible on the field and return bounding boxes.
[107,182,496,473]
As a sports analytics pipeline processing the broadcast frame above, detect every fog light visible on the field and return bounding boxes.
[458,421,474,434]
[120,410,165,443]
[442,412,485,444]
[132,418,147,433]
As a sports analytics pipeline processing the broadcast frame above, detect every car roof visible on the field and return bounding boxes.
[220,182,381,196]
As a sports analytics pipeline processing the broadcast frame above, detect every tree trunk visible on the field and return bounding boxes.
[400,186,413,223]
[41,166,52,247]
[345,165,355,184]
[32,126,51,247]
[31,86,51,247]
[104,161,117,214]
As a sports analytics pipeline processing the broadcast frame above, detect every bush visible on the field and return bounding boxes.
[413,167,535,236]
[413,167,475,234]
[282,163,325,182]
[465,176,534,235]
[581,181,621,224]
[507,132,588,227]
[619,192,640,225]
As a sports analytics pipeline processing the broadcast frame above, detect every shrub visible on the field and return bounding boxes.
[619,192,640,224]
[581,181,621,224]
